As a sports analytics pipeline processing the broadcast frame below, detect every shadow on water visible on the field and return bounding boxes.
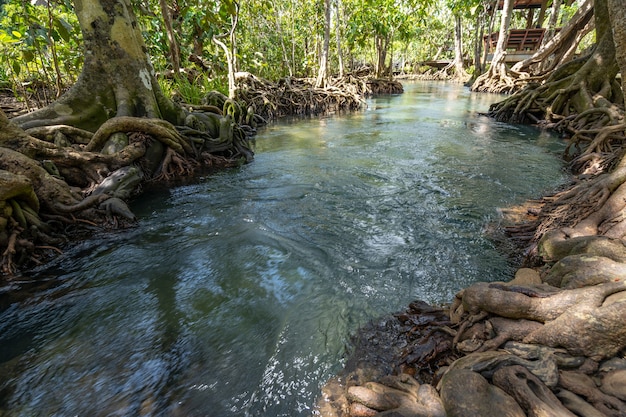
[0,81,567,416]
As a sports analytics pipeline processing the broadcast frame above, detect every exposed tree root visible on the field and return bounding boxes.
[319,2,626,414]
[2,70,395,277]
[233,72,370,122]
[471,60,530,95]
[0,90,258,277]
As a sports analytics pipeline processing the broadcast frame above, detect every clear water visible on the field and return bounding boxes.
[0,82,566,416]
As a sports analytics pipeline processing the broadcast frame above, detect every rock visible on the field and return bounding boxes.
[439,369,525,417]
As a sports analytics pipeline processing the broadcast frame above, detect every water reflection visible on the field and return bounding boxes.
[0,82,566,416]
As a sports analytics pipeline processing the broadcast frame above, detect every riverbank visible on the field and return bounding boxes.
[1,81,570,416]
[2,79,624,416]
[0,73,405,278]
[316,114,626,415]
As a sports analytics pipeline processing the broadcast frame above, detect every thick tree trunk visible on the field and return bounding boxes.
[608,0,626,102]
[375,35,390,78]
[491,0,514,67]
[13,0,185,132]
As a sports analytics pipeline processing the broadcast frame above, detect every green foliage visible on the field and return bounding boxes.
[158,74,228,105]
[0,0,591,96]
[0,0,82,88]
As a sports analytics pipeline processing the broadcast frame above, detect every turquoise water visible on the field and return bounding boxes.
[0,82,566,416]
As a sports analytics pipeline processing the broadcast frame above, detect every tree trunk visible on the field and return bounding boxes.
[474,10,485,75]
[13,0,185,132]
[491,0,514,68]
[542,0,562,47]
[453,14,470,81]
[335,0,345,78]
[316,0,331,88]
[213,2,239,99]
[481,0,499,71]
[159,0,181,74]
[535,0,549,28]
[275,9,293,77]
[608,0,626,103]
[470,0,516,92]
[375,35,390,78]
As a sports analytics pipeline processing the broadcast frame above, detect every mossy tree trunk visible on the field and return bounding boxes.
[1,0,253,277]
[14,0,185,132]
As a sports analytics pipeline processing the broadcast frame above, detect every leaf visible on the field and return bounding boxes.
[22,50,35,62]
[54,17,72,42]
[50,29,61,42]
[12,60,21,76]
[0,32,20,43]
[11,30,22,38]
[222,0,238,16]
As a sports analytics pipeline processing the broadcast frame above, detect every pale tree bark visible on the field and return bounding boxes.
[480,0,499,71]
[275,8,293,77]
[335,0,345,78]
[535,0,549,28]
[473,10,485,75]
[453,14,470,81]
[489,0,514,70]
[375,35,391,78]
[14,0,185,131]
[541,0,562,47]
[471,0,516,92]
[316,0,331,88]
[213,1,240,99]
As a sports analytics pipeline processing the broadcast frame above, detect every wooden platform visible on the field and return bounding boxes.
[484,28,546,53]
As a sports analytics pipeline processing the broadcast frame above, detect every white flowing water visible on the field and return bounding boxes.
[0,82,567,416]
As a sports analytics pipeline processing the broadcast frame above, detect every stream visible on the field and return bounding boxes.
[0,81,567,416]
